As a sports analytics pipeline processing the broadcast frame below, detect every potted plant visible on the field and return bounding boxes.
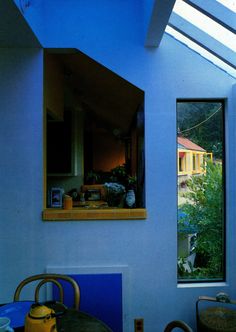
[85,170,100,184]
[110,164,127,186]
[104,182,126,207]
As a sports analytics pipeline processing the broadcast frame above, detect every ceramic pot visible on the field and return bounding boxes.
[107,193,124,207]
[125,190,135,208]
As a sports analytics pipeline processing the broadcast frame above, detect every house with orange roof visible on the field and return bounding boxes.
[178,136,212,188]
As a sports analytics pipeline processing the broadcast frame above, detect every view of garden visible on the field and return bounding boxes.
[177,101,224,281]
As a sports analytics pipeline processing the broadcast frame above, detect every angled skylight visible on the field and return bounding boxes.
[165,25,236,78]
[165,0,236,78]
[216,0,236,13]
[173,0,236,52]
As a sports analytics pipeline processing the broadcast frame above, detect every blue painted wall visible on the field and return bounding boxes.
[1,1,236,331]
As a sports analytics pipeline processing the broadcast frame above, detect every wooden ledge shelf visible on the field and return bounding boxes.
[42,208,147,221]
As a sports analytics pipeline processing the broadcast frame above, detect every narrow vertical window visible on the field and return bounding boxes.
[177,100,225,282]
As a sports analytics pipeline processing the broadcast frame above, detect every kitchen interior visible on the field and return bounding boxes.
[45,50,145,209]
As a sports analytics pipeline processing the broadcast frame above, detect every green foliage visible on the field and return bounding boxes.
[178,160,224,280]
[177,102,223,159]
[111,164,137,190]
[85,165,137,190]
[85,170,101,184]
[111,164,127,184]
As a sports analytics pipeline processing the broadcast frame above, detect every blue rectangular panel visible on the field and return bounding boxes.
[52,273,122,332]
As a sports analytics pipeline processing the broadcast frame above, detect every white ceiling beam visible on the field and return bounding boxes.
[145,0,176,47]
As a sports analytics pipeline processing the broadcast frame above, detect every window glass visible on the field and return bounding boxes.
[177,100,225,282]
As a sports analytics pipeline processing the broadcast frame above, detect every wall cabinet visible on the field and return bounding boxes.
[47,110,75,175]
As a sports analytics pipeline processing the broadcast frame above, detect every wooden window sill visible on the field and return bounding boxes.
[42,208,147,221]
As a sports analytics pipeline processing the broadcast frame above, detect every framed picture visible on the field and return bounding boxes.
[86,189,101,201]
[50,188,63,208]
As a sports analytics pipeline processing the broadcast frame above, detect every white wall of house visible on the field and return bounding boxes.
[1,1,236,331]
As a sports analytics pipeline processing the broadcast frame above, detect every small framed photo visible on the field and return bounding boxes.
[50,188,63,208]
[86,189,101,201]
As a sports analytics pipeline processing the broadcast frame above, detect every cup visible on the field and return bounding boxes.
[63,195,73,209]
[0,317,14,332]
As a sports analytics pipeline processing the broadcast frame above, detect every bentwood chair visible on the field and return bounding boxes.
[13,273,80,310]
[164,320,193,332]
[11,273,115,331]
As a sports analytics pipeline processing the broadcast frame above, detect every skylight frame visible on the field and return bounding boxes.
[183,0,236,33]
[216,0,236,13]
[166,24,236,78]
[173,0,236,53]
[166,0,236,78]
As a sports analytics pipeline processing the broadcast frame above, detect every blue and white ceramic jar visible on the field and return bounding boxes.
[125,189,135,208]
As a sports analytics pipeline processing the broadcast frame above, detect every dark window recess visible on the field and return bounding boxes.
[47,111,72,174]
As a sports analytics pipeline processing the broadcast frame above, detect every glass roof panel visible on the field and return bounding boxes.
[165,25,236,78]
[216,0,236,13]
[173,0,236,52]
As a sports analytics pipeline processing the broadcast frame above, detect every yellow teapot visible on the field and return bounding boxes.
[25,304,57,332]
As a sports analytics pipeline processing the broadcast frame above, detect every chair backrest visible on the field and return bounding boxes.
[164,320,193,332]
[13,273,80,310]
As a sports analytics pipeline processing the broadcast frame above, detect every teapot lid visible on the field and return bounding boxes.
[29,304,55,319]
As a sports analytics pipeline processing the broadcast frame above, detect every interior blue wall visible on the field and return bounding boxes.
[1,1,236,331]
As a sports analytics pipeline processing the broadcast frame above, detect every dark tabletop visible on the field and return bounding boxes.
[15,309,113,332]
[56,309,113,332]
[0,301,113,332]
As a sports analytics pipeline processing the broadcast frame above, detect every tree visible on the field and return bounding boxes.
[178,160,224,279]
[177,102,223,159]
